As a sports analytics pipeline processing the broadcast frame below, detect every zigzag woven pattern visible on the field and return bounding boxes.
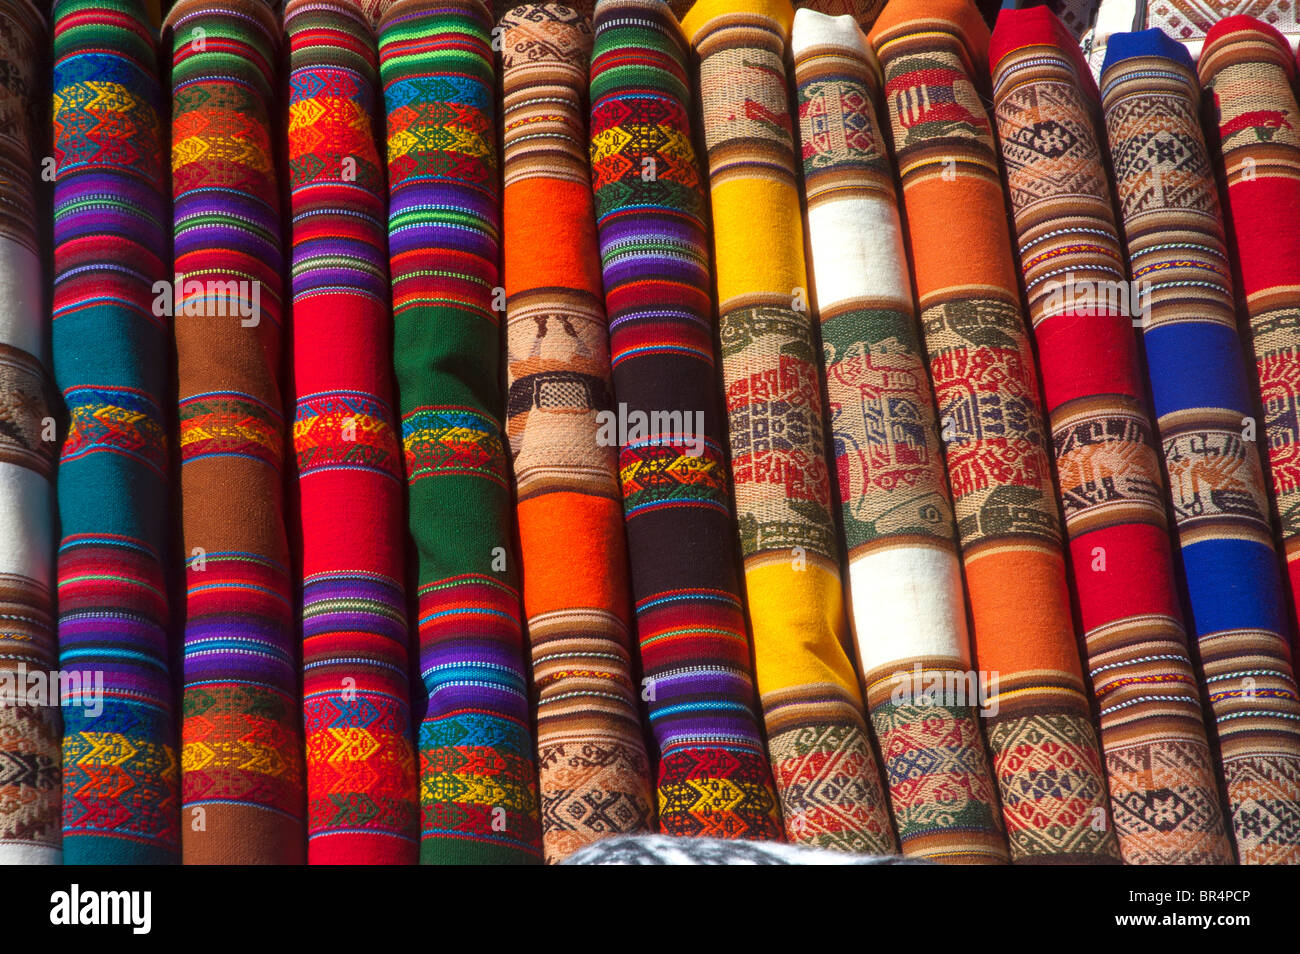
[167,0,304,864]
[1102,27,1300,864]
[990,4,1230,863]
[499,2,653,863]
[286,0,418,865]
[51,0,179,864]
[0,0,60,866]
[380,0,543,864]
[588,0,783,842]
[871,0,1112,863]
[1199,16,1300,662]
[684,0,895,855]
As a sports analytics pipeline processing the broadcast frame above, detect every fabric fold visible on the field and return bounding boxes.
[52,0,180,864]
[286,0,418,865]
[380,0,543,864]
[682,0,896,854]
[588,0,784,841]
[990,4,1232,864]
[1102,28,1300,865]
[0,0,59,866]
[167,0,304,864]
[871,0,1115,863]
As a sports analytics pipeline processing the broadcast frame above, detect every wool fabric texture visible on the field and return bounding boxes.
[357,0,397,24]
[1003,0,1099,39]
[51,0,180,865]
[285,0,418,865]
[795,0,884,28]
[1102,28,1300,865]
[990,4,1233,865]
[871,0,1116,863]
[791,8,1003,863]
[167,0,305,864]
[499,2,654,863]
[588,0,783,841]
[1199,16,1300,661]
[683,0,896,854]
[380,0,543,864]
[0,0,60,866]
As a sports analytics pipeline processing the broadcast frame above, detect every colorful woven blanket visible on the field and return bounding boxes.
[588,0,783,841]
[683,0,896,855]
[791,7,1000,863]
[498,1,654,862]
[1102,27,1300,865]
[871,0,1116,863]
[286,0,418,865]
[52,0,179,865]
[0,0,60,866]
[990,4,1232,865]
[167,0,304,864]
[1199,15,1300,662]
[380,0,543,864]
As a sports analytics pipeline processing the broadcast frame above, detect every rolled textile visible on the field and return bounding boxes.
[1200,16,1300,661]
[491,0,591,18]
[1087,0,1300,80]
[285,0,418,865]
[0,0,59,866]
[51,0,179,864]
[795,0,884,29]
[1102,27,1300,865]
[499,3,654,863]
[166,0,304,864]
[790,8,1004,863]
[1000,0,1099,39]
[990,4,1233,864]
[588,0,783,841]
[380,0,543,864]
[870,0,1115,863]
[682,0,895,854]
